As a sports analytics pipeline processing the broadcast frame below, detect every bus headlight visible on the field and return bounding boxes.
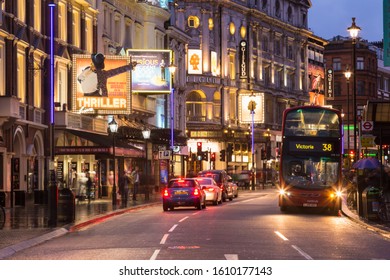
[279,189,290,196]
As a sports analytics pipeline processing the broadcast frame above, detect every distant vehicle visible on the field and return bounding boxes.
[194,177,223,205]
[228,175,239,198]
[198,170,234,201]
[279,106,343,215]
[162,178,206,211]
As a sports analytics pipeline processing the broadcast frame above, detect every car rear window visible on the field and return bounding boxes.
[196,178,212,185]
[203,173,220,182]
[169,180,195,188]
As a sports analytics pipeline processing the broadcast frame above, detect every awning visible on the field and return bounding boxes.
[56,129,144,157]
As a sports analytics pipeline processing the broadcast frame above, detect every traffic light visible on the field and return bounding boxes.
[197,142,202,155]
[220,150,226,161]
[191,153,197,161]
[210,152,216,162]
[349,150,355,158]
[202,151,208,161]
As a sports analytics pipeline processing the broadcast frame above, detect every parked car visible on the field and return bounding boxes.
[162,178,206,211]
[193,177,223,205]
[198,170,234,202]
[228,175,239,198]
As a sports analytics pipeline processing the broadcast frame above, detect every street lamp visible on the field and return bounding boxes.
[344,67,352,166]
[168,62,177,179]
[142,128,151,200]
[347,17,361,161]
[108,117,118,206]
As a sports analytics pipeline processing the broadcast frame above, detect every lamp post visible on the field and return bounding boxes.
[348,17,361,162]
[108,117,118,206]
[142,128,151,200]
[248,98,256,191]
[344,68,352,166]
[168,63,176,179]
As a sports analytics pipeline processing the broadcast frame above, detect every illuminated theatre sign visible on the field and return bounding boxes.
[72,54,132,115]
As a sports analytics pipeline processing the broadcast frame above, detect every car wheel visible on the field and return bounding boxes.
[203,199,207,209]
[197,200,202,210]
[222,192,227,202]
[213,197,218,205]
[170,205,175,211]
[163,204,169,211]
[229,195,233,201]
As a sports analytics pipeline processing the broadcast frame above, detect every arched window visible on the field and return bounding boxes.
[186,91,205,122]
[287,6,293,23]
[213,91,221,119]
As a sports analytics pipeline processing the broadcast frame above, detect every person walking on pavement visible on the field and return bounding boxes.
[131,166,140,201]
[86,171,93,203]
[119,170,130,207]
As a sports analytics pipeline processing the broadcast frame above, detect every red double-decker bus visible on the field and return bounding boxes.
[278,106,343,215]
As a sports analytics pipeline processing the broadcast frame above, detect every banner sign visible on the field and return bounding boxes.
[239,40,248,80]
[325,68,334,100]
[384,0,390,66]
[72,55,132,115]
[127,49,172,93]
[239,92,265,124]
[188,49,203,74]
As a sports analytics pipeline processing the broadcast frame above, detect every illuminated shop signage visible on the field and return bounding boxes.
[239,40,248,79]
[325,69,334,100]
[238,92,265,124]
[127,49,172,93]
[72,55,132,115]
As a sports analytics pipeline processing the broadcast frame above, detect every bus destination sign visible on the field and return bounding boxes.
[288,141,339,154]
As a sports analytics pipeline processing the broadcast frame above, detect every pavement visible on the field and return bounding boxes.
[0,188,389,259]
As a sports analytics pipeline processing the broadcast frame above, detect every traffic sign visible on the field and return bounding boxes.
[361,121,373,132]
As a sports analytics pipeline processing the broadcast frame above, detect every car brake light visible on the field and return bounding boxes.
[193,189,200,196]
[163,189,169,197]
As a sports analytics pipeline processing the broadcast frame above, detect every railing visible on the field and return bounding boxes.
[55,111,107,133]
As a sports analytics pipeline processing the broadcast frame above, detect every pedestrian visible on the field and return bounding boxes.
[86,171,93,203]
[131,166,140,201]
[119,170,130,207]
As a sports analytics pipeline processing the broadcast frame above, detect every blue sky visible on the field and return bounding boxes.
[308,0,383,42]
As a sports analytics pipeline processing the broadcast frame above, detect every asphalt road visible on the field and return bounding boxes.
[5,189,390,260]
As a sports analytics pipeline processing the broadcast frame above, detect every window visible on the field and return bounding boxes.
[287,6,293,23]
[229,54,235,80]
[213,91,221,119]
[188,16,200,28]
[334,81,341,96]
[58,2,67,41]
[33,57,42,108]
[357,80,365,96]
[332,58,341,71]
[17,49,26,103]
[186,91,205,122]
[275,1,281,18]
[357,57,364,70]
[33,0,41,32]
[287,45,293,60]
[262,36,269,52]
[275,40,281,56]
[262,0,268,10]
[17,0,26,22]
[0,43,4,96]
[85,15,93,53]
[72,9,81,47]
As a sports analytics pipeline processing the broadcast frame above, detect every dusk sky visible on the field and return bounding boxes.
[308,0,383,42]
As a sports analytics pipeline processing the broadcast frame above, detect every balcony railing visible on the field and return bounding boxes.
[55,111,107,133]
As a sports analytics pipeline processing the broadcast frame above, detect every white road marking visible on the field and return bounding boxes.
[168,224,178,232]
[224,254,239,260]
[160,234,169,244]
[179,216,189,223]
[291,245,313,260]
[150,249,160,260]
[275,231,289,241]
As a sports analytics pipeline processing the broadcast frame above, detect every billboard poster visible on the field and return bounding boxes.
[239,92,265,124]
[188,49,203,74]
[72,54,132,115]
[127,50,172,93]
[308,64,325,106]
[211,51,218,76]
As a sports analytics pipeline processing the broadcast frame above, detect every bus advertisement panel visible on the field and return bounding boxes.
[278,106,343,215]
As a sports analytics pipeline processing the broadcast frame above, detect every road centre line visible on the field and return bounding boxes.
[179,216,189,222]
[275,231,289,241]
[150,249,160,260]
[160,234,169,244]
[291,245,313,260]
[168,224,178,232]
